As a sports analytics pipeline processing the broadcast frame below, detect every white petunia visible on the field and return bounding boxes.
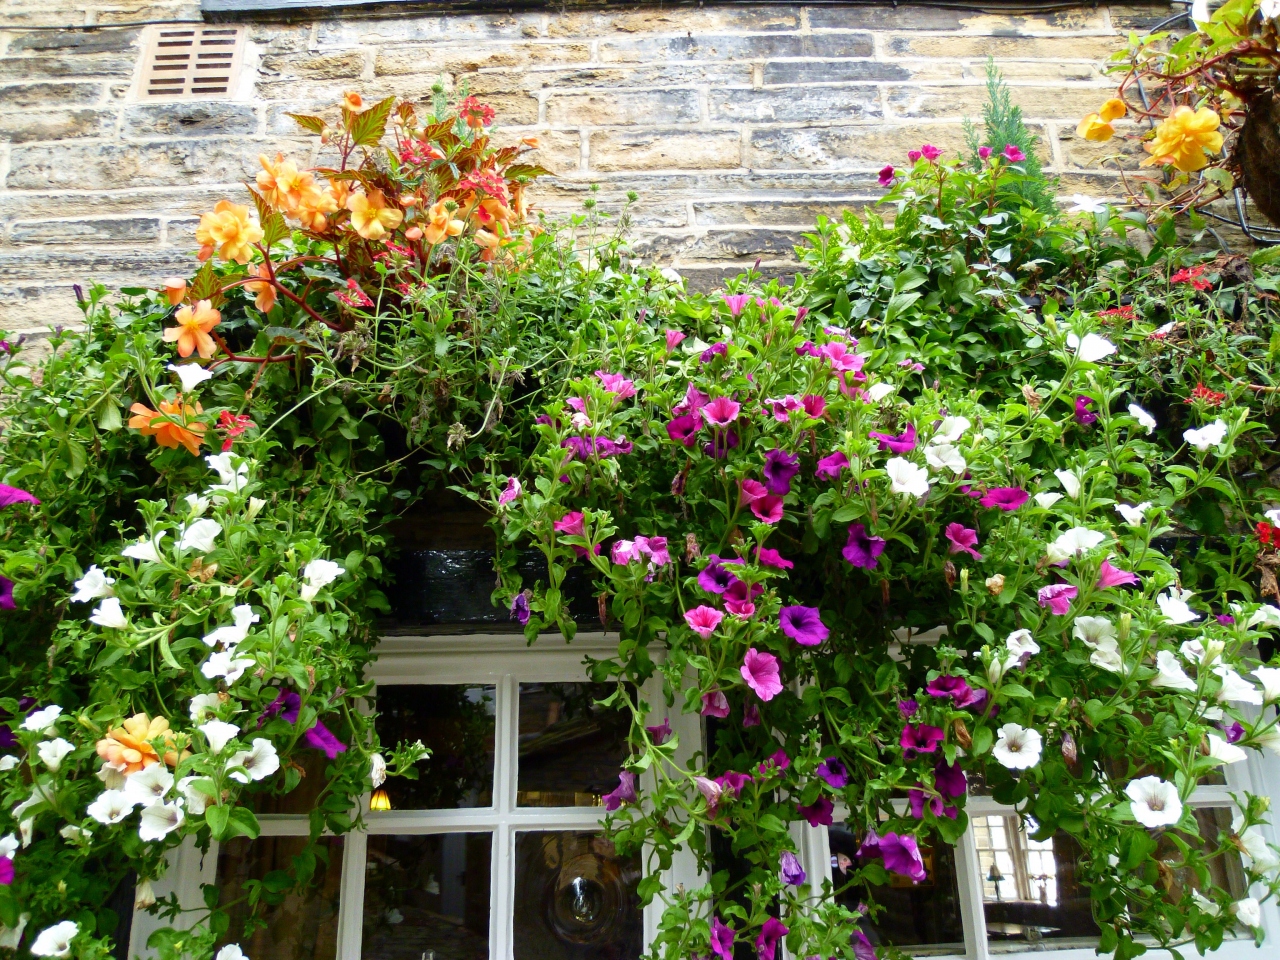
[924,442,966,474]
[0,915,29,951]
[202,604,260,648]
[189,693,223,723]
[299,557,345,602]
[36,738,74,772]
[1045,526,1107,564]
[1247,604,1280,629]
[0,756,15,772]
[206,452,250,495]
[1232,897,1262,929]
[138,800,184,842]
[1206,733,1247,765]
[216,945,248,960]
[87,789,137,825]
[1255,726,1280,756]
[59,827,89,847]
[1066,331,1117,363]
[1184,419,1228,452]
[1005,629,1040,659]
[1125,776,1183,828]
[1191,889,1221,916]
[201,651,254,685]
[184,494,210,517]
[932,416,970,444]
[1090,639,1125,674]
[1238,826,1280,871]
[69,565,115,603]
[660,267,683,284]
[992,723,1042,770]
[1267,508,1280,526]
[178,518,222,554]
[1213,664,1263,705]
[1054,468,1082,499]
[1253,666,1280,702]
[987,649,1017,684]
[1128,403,1157,434]
[1157,589,1201,624]
[1073,616,1116,648]
[1264,0,1280,21]
[122,532,167,563]
[199,720,241,754]
[89,597,128,630]
[1152,650,1197,692]
[370,753,387,788]
[865,382,895,403]
[178,776,214,816]
[227,738,280,784]
[30,920,78,958]
[1179,638,1224,666]
[169,363,213,392]
[247,497,267,520]
[884,457,930,499]
[0,835,16,859]
[1067,194,1108,214]
[21,705,62,733]
[1115,502,1152,527]
[96,761,126,790]
[1034,492,1063,509]
[123,763,174,806]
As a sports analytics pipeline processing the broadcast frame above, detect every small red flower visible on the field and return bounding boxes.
[1187,382,1226,406]
[218,410,255,452]
[1259,522,1280,547]
[458,95,495,130]
[1097,305,1135,319]
[1170,265,1212,291]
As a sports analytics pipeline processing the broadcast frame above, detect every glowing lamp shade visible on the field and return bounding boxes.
[369,788,392,812]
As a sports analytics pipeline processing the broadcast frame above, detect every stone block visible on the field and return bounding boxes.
[677,263,797,293]
[0,81,102,108]
[0,108,115,144]
[692,199,867,226]
[259,50,366,81]
[547,89,700,126]
[711,86,881,123]
[808,6,1109,32]
[748,123,978,169]
[1057,123,1146,169]
[889,59,1104,83]
[466,62,755,93]
[519,130,581,174]
[546,6,800,38]
[536,194,690,228]
[0,54,136,80]
[884,84,1108,121]
[7,217,162,246]
[7,29,140,55]
[883,35,1121,61]
[0,186,231,222]
[599,32,873,63]
[762,60,910,84]
[1109,4,1183,31]
[0,249,195,284]
[122,102,260,138]
[375,42,591,77]
[589,130,741,172]
[0,284,86,332]
[316,12,543,47]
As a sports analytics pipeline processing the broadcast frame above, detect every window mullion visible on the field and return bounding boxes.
[336,828,366,960]
[955,822,991,960]
[494,673,518,960]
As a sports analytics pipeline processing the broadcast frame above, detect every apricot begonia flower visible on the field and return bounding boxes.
[95,713,184,775]
[195,200,264,264]
[244,264,277,313]
[296,185,340,232]
[343,91,364,112]
[162,277,187,306]
[423,199,465,245]
[256,153,314,214]
[128,397,207,456]
[163,299,221,359]
[1141,105,1223,172]
[347,188,404,241]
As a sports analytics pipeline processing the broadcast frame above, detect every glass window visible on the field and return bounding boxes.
[215,836,343,960]
[247,748,331,815]
[513,831,643,960]
[374,684,497,809]
[517,683,630,807]
[1155,806,1249,902]
[362,833,493,960]
[828,822,965,956]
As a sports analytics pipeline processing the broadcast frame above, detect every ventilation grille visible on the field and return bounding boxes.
[138,25,245,100]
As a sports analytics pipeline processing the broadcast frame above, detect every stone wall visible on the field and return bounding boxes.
[0,0,1174,333]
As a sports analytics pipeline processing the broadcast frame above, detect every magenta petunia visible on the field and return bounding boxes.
[925,675,983,708]
[816,756,848,788]
[944,523,982,560]
[878,164,895,186]
[685,605,725,638]
[1038,582,1078,615]
[900,723,945,757]
[723,294,751,317]
[757,917,790,960]
[0,577,14,611]
[797,795,834,827]
[602,771,638,811]
[908,789,954,820]
[702,396,741,428]
[921,144,942,161]
[673,383,709,416]
[0,485,40,509]
[1074,395,1097,426]
[842,523,886,569]
[898,698,919,718]
[935,758,968,799]
[724,578,762,618]
[907,149,923,163]
[854,930,877,960]
[1002,143,1026,163]
[701,689,730,718]
[710,918,735,960]
[741,648,783,701]
[869,422,917,454]
[815,451,849,480]
[0,857,12,886]
[304,720,347,759]
[779,605,828,646]
[1097,559,1139,589]
[758,748,790,777]
[717,770,753,798]
[755,546,794,569]
[664,329,686,352]
[666,414,701,447]
[751,495,784,524]
[553,511,585,537]
[739,478,768,506]
[763,449,800,495]
[742,703,762,727]
[862,830,927,882]
[802,394,826,418]
[978,145,993,160]
[498,476,521,505]
[595,370,636,400]
[796,341,820,358]
[635,536,670,567]
[980,487,1029,511]
[645,719,672,745]
[820,341,864,374]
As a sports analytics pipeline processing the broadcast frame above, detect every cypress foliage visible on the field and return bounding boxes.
[964,58,1057,213]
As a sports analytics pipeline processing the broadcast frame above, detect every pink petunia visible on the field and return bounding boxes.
[802,394,826,418]
[907,149,923,163]
[665,329,686,353]
[1097,559,1139,589]
[869,422,917,454]
[741,648,784,700]
[815,451,849,480]
[1002,143,1026,163]
[724,579,762,618]
[595,370,636,401]
[666,414,701,447]
[553,511,585,537]
[1038,583,1078,615]
[756,917,789,960]
[723,294,751,317]
[978,145,993,160]
[980,487,1029,511]
[498,476,522,505]
[755,546,794,569]
[921,144,942,161]
[820,341,864,374]
[0,485,39,509]
[751,495,784,524]
[685,605,725,638]
[701,689,731,718]
[702,396,741,427]
[944,523,983,560]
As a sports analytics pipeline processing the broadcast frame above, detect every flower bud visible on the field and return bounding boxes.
[952,718,972,750]
[135,879,156,909]
[247,497,267,520]
[985,574,1005,596]
[685,533,700,562]
[405,226,423,241]
[1118,612,1131,642]
[960,568,969,594]
[943,560,957,590]
[1061,732,1078,763]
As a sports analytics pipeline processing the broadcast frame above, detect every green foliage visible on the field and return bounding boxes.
[964,59,1056,214]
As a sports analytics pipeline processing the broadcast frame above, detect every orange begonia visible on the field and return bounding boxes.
[163,299,221,359]
[257,153,315,215]
[1141,105,1224,172]
[296,185,340,232]
[196,200,264,264]
[245,264,278,313]
[347,188,403,241]
[96,713,185,775]
[343,91,364,112]
[162,277,187,306]
[129,397,207,456]
[423,199,465,245]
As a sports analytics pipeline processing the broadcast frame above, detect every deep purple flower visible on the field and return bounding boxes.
[723,294,751,317]
[878,164,895,186]
[925,675,982,708]
[711,917,735,960]
[755,547,793,570]
[717,771,753,797]
[0,577,13,611]
[0,857,12,886]
[815,451,849,480]
[935,758,967,799]
[862,830,927,882]
[701,342,728,363]
[602,771,638,811]
[666,415,701,447]
[742,704,761,728]
[763,449,800,495]
[898,698,919,718]
[595,436,633,457]
[816,757,848,789]
[842,523,886,569]
[1096,560,1139,589]
[980,487,1029,511]
[259,689,301,727]
[304,720,347,759]
[780,850,806,885]
[944,523,982,560]
[900,723,945,758]
[1038,583,1078,616]
[1074,395,1097,426]
[1226,721,1245,744]
[779,605,828,646]
[854,929,877,960]
[510,592,531,625]
[699,556,736,594]
[757,917,789,960]
[0,486,39,509]
[869,422,917,454]
[1217,613,1236,626]
[908,789,954,820]
[797,795,834,827]
[561,436,593,460]
[646,720,672,745]
[703,428,739,459]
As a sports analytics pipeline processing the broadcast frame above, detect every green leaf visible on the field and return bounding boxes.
[287,113,327,135]
[96,400,122,432]
[350,96,396,148]
[972,725,994,756]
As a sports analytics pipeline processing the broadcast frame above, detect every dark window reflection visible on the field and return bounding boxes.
[248,749,330,815]
[1155,807,1248,902]
[517,683,630,807]
[513,831,642,960]
[829,822,965,955]
[974,815,1099,951]
[375,684,496,809]
[215,836,343,960]
[362,833,492,960]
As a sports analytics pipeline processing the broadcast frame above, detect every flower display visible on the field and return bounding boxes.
[127,398,207,456]
[1141,106,1224,172]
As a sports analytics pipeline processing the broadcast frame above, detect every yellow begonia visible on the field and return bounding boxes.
[1077,98,1129,142]
[196,200,264,264]
[1140,105,1223,172]
[423,199,464,245]
[95,713,185,775]
[347,188,403,241]
[296,185,340,233]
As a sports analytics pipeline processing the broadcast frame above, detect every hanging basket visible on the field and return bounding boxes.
[1236,89,1280,227]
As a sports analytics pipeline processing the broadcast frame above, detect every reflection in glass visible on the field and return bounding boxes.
[375,684,496,809]
[513,831,642,960]
[829,822,965,956]
[974,816,1099,952]
[362,833,492,960]
[517,683,630,807]
[248,748,330,815]
[215,836,343,960]
[1155,806,1248,904]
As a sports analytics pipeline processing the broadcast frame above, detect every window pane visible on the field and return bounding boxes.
[248,749,330,815]
[362,833,492,960]
[974,815,1099,952]
[1155,806,1249,901]
[375,684,496,809]
[517,683,630,807]
[513,831,643,960]
[829,822,965,956]
[215,836,343,960]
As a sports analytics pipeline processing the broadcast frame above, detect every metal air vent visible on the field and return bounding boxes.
[137,25,245,101]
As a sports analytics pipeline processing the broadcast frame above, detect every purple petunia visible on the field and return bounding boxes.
[980,487,1029,511]
[698,556,736,594]
[780,850,806,886]
[860,830,927,882]
[935,758,967,799]
[757,917,789,960]
[710,918,735,960]
[816,757,849,789]
[925,674,983,708]
[763,449,801,495]
[1074,395,1097,426]
[898,698,919,718]
[742,704,762,728]
[666,414,701,447]
[869,422,917,454]
[779,605,829,646]
[815,451,849,480]
[1038,583,1078,615]
[0,577,13,611]
[842,523,886,569]
[646,720,672,745]
[900,723,945,758]
[0,486,39,509]
[510,592,531,625]
[259,689,301,727]
[304,720,347,759]
[602,771,638,811]
[0,857,12,886]
[797,795,835,827]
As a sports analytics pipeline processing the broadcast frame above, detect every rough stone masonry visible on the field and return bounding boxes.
[0,0,1176,334]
